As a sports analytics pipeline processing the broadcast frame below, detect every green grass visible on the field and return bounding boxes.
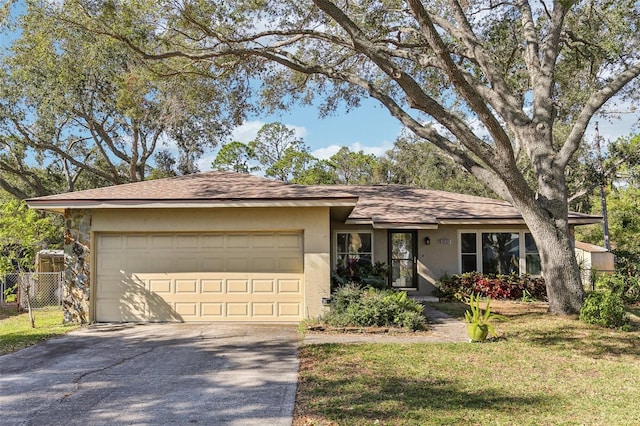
[0,306,80,355]
[294,301,640,425]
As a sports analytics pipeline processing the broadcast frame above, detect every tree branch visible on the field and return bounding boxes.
[559,61,640,168]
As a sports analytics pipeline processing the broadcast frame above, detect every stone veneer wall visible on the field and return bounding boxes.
[63,209,92,324]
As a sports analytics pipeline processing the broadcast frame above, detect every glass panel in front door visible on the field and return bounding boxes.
[390,231,417,288]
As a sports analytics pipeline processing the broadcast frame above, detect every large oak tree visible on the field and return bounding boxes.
[55,0,640,313]
[0,1,251,196]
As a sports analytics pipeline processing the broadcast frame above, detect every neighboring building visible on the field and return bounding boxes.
[36,249,65,273]
[26,171,600,323]
[574,241,615,290]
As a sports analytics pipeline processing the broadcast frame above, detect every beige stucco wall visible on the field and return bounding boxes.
[91,206,331,320]
[420,224,534,295]
[331,222,533,297]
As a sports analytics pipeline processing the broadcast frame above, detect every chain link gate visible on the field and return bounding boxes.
[1,272,64,309]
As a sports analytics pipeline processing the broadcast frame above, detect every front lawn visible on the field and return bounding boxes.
[0,306,80,355]
[294,301,640,425]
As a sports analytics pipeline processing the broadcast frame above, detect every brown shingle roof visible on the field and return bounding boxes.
[26,171,601,225]
[28,171,355,202]
[575,241,609,253]
[331,185,598,226]
[330,185,521,225]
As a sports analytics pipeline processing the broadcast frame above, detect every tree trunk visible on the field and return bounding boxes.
[518,204,585,315]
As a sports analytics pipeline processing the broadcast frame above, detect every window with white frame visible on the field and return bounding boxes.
[525,233,541,275]
[336,232,373,269]
[459,231,540,276]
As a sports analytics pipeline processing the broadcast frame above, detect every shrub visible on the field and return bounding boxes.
[332,261,389,291]
[437,272,547,301]
[579,291,630,330]
[596,273,640,304]
[323,284,427,331]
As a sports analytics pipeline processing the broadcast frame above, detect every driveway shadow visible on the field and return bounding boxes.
[0,324,300,426]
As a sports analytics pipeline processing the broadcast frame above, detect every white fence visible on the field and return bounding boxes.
[1,272,64,308]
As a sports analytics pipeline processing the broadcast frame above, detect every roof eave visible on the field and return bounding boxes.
[345,218,439,229]
[26,197,359,213]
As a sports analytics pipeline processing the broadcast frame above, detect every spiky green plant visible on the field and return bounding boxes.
[464,293,506,341]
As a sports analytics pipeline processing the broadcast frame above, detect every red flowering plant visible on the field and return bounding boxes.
[437,272,547,301]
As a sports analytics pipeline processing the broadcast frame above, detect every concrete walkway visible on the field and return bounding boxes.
[303,305,468,344]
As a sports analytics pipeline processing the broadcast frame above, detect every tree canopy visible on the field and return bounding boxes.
[6,0,640,313]
[380,132,495,197]
[0,196,62,274]
[0,1,249,197]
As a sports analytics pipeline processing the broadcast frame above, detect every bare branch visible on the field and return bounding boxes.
[559,61,640,168]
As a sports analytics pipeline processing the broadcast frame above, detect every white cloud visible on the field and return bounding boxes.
[229,120,308,143]
[197,154,216,172]
[229,120,265,143]
[312,140,394,160]
[586,111,640,144]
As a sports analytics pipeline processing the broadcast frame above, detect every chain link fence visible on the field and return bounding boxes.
[1,272,64,309]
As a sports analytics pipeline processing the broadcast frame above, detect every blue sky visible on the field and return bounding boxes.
[3,0,639,173]
[199,99,403,170]
[200,98,640,171]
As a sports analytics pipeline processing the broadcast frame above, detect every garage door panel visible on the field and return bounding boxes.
[175,279,198,293]
[278,303,301,317]
[148,279,172,293]
[124,235,149,249]
[253,303,275,316]
[253,258,276,272]
[201,279,224,293]
[253,279,275,293]
[176,235,199,248]
[123,257,148,274]
[96,232,304,322]
[227,258,249,271]
[279,257,303,273]
[201,235,224,248]
[98,256,122,275]
[278,279,302,293]
[278,233,302,248]
[227,303,249,316]
[150,235,173,249]
[227,279,249,293]
[201,302,224,317]
[172,257,199,272]
[175,302,197,317]
[99,235,123,250]
[227,234,250,248]
[200,257,224,271]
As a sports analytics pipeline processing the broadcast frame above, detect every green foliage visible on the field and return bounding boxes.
[211,141,256,174]
[291,159,338,185]
[1,1,241,192]
[248,122,308,182]
[464,294,506,341]
[437,272,547,301]
[574,134,640,264]
[0,198,62,274]
[324,284,427,331]
[332,261,389,291]
[380,134,496,197]
[328,147,379,185]
[580,291,630,330]
[595,273,640,304]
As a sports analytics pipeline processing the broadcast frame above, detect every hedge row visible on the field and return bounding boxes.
[438,272,547,301]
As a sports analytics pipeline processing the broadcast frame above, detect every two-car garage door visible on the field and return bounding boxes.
[95,232,304,322]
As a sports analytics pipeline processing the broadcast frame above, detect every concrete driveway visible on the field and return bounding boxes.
[0,323,300,426]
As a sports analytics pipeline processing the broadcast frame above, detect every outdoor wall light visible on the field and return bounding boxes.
[424,236,431,245]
